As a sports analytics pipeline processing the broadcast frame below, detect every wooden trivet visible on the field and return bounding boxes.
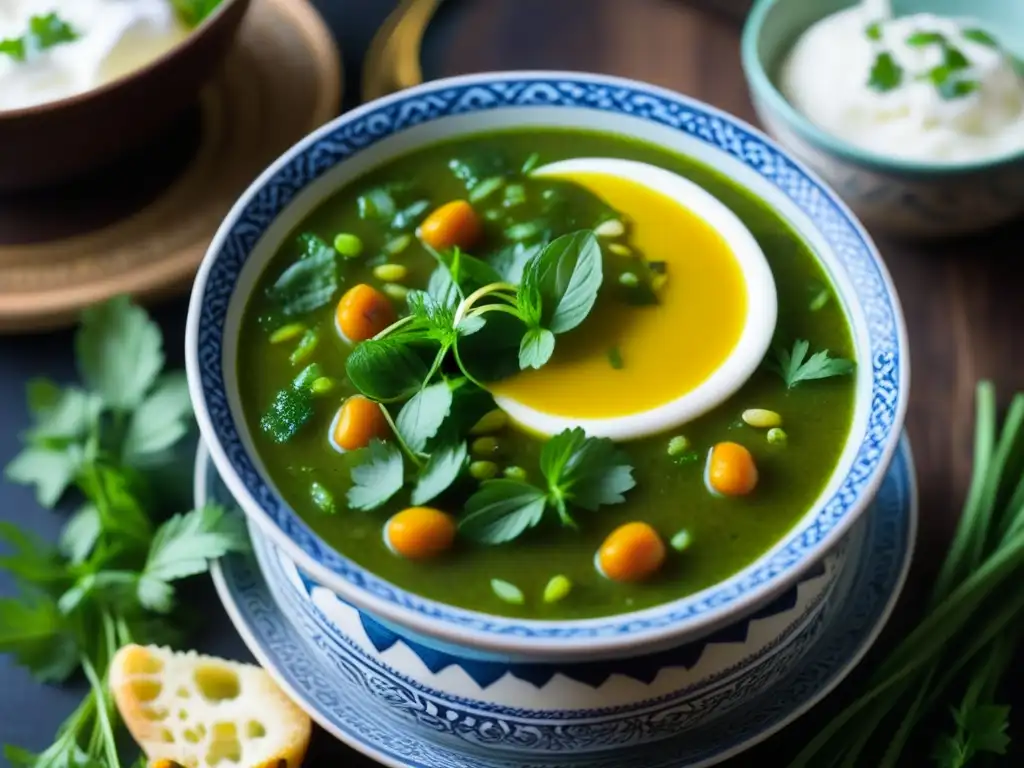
[0,0,342,333]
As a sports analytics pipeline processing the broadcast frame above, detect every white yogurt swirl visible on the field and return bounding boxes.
[0,0,190,111]
[779,1,1024,163]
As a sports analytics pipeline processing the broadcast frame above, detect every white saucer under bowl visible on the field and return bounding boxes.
[204,436,916,768]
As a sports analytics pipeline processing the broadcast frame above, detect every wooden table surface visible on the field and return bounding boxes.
[423,0,1024,763]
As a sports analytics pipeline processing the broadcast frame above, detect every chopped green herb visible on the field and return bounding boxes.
[521,152,541,174]
[809,289,830,311]
[667,435,690,457]
[943,44,971,72]
[357,187,398,221]
[460,427,635,544]
[938,78,980,100]
[503,183,526,208]
[767,339,855,390]
[259,387,313,444]
[171,0,224,27]
[347,439,405,511]
[490,578,525,605]
[265,233,338,318]
[449,155,508,190]
[865,21,883,41]
[310,482,336,514]
[468,176,505,203]
[906,31,945,47]
[868,51,904,92]
[506,221,541,242]
[391,200,431,231]
[607,346,624,370]
[0,13,78,61]
[289,328,319,365]
[962,28,999,48]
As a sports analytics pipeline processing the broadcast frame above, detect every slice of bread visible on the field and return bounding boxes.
[110,644,312,768]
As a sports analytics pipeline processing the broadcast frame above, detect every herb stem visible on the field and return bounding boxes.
[80,656,120,768]
[467,303,524,321]
[452,282,518,326]
[376,404,423,468]
[371,313,417,342]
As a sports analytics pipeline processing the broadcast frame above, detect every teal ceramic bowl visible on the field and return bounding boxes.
[741,0,1024,237]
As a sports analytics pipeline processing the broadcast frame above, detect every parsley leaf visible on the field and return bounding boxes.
[906,31,945,47]
[25,384,100,448]
[0,598,79,684]
[767,339,855,389]
[137,505,248,613]
[5,445,82,508]
[121,372,192,464]
[868,51,904,92]
[347,439,405,510]
[265,233,339,318]
[345,334,433,402]
[460,480,548,544]
[172,0,226,28]
[865,21,882,41]
[58,505,101,566]
[0,522,70,589]
[461,428,635,544]
[76,296,164,412]
[411,441,468,505]
[396,381,454,454]
[0,13,78,61]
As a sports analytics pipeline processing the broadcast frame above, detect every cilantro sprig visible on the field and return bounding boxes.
[787,382,1024,767]
[460,428,635,544]
[0,13,78,62]
[0,297,248,768]
[767,339,855,389]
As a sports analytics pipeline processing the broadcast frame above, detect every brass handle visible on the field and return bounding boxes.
[362,0,443,102]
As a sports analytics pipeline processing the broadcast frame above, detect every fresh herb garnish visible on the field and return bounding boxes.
[460,427,635,544]
[265,233,338,318]
[347,438,405,511]
[607,346,624,369]
[0,13,78,62]
[767,339,855,389]
[865,21,883,42]
[171,0,224,27]
[258,363,322,443]
[868,51,904,92]
[906,31,946,47]
[787,382,1024,768]
[962,28,999,48]
[0,297,248,768]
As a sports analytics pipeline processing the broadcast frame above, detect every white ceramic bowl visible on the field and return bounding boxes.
[185,71,909,661]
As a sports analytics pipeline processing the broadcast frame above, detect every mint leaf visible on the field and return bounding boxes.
[5,445,82,508]
[519,327,555,369]
[265,233,338,317]
[347,439,405,511]
[396,381,454,454]
[138,505,248,612]
[411,441,467,505]
[345,335,432,402]
[460,480,548,544]
[868,51,903,92]
[121,372,192,464]
[522,230,603,333]
[76,295,164,412]
[493,242,542,284]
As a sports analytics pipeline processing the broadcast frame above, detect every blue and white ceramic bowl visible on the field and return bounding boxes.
[185,71,909,662]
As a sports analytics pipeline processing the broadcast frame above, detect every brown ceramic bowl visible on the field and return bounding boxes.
[0,0,252,191]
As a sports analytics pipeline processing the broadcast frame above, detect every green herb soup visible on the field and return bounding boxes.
[237,129,856,620]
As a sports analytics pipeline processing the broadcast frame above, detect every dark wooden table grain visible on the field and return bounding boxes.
[2,1,1022,766]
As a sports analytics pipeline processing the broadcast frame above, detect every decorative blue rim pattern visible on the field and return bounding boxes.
[208,436,917,768]
[187,71,909,655]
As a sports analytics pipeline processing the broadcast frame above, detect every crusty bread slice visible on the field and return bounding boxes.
[110,644,311,768]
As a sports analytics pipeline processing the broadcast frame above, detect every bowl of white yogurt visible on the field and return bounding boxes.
[742,0,1024,237]
[0,0,250,190]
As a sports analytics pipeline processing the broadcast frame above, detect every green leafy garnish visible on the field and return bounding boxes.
[265,233,338,318]
[865,21,883,41]
[868,51,904,92]
[937,78,980,100]
[906,31,945,47]
[347,439,405,511]
[460,428,635,544]
[607,346,624,370]
[787,382,1024,768]
[396,380,454,454]
[411,441,468,506]
[490,578,525,605]
[0,13,78,61]
[259,379,314,444]
[171,0,224,27]
[962,28,999,48]
[767,339,855,389]
[0,297,248,768]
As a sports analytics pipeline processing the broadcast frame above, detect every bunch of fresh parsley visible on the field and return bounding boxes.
[0,297,249,768]
[788,381,1022,767]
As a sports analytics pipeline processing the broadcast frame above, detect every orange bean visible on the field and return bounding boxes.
[597,522,666,583]
[706,441,759,497]
[419,200,483,252]
[386,507,457,560]
[332,396,389,451]
[336,283,396,342]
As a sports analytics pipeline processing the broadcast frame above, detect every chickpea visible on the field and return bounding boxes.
[419,200,483,251]
[596,522,666,583]
[331,396,388,451]
[385,507,457,560]
[335,283,397,342]
[706,441,759,497]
